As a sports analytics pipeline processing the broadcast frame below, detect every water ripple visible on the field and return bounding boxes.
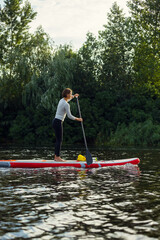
[0,148,160,239]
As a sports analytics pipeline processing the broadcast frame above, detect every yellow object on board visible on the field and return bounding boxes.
[77,155,86,161]
[77,155,98,161]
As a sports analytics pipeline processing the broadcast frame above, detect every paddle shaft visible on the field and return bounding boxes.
[76,97,88,150]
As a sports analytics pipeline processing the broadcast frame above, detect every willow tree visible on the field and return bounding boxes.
[23,45,78,113]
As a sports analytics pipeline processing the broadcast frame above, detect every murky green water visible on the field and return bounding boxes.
[0,147,160,240]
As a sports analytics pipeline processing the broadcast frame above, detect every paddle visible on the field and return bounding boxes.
[76,97,93,165]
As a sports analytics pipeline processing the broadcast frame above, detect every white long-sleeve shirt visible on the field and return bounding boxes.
[55,98,76,121]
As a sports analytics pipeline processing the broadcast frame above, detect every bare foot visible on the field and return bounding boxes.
[54,156,66,162]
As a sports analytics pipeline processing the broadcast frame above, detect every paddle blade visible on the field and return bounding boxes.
[86,149,93,165]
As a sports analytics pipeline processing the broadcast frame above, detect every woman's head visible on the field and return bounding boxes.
[62,88,72,99]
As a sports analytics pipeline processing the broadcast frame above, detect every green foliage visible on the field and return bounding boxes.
[0,111,3,137]
[99,3,134,94]
[0,0,160,147]
[109,119,160,147]
[22,45,78,113]
[0,0,37,106]
[128,0,160,96]
[9,107,53,145]
[78,32,99,94]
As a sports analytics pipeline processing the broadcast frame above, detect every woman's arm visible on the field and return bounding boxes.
[65,103,76,120]
[65,103,82,121]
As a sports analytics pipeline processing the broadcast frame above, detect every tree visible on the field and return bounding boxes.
[78,32,99,97]
[99,3,133,95]
[0,0,37,105]
[23,45,78,113]
[128,0,160,95]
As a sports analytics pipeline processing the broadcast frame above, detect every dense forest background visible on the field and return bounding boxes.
[0,0,160,147]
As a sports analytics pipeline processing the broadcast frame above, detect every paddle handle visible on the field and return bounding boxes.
[76,97,88,150]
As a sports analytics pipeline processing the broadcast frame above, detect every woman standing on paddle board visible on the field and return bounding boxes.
[52,88,83,162]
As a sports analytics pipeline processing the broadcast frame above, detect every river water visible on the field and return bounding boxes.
[0,147,159,240]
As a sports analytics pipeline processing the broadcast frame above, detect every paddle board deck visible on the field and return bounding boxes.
[0,158,140,168]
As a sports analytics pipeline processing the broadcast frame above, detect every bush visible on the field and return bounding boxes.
[109,119,160,146]
[9,107,53,145]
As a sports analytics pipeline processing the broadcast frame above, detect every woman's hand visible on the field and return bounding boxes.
[75,118,83,122]
[74,93,79,98]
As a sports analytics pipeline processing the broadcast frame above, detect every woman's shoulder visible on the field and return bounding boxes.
[59,98,68,106]
[59,98,65,103]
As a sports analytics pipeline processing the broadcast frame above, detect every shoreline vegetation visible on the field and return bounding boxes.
[0,0,160,147]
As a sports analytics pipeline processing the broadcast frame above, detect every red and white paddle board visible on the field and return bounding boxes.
[0,158,140,168]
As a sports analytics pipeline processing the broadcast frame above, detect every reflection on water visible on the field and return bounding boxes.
[0,147,160,240]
